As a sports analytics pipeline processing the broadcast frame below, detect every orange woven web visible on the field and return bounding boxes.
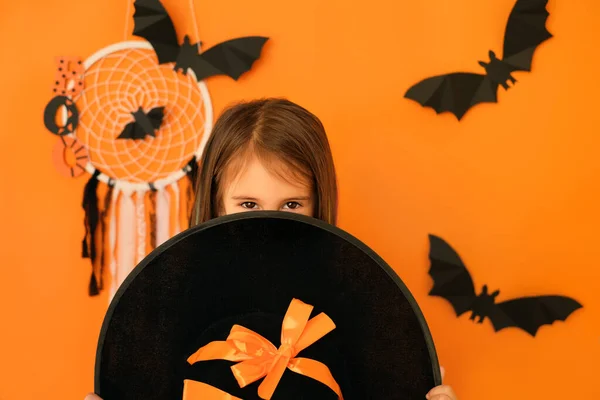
[74,47,207,183]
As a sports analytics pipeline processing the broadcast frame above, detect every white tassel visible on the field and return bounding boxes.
[156,186,170,247]
[172,181,181,235]
[108,187,120,302]
[115,190,136,295]
[135,189,147,266]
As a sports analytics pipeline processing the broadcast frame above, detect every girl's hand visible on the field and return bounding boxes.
[426,366,458,400]
[84,394,102,400]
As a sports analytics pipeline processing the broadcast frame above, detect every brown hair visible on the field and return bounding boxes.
[191,98,338,226]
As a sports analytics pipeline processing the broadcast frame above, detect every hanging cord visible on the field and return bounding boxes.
[123,0,131,41]
[120,0,202,228]
[189,0,200,50]
[185,0,201,223]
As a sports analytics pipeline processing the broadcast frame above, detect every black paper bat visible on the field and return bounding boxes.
[132,0,268,81]
[427,234,582,337]
[117,106,165,140]
[404,0,552,120]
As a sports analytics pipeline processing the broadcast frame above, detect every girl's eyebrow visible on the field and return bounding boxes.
[231,196,260,200]
[283,196,311,201]
[230,196,311,201]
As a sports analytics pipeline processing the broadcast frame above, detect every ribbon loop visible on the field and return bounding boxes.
[280,298,313,346]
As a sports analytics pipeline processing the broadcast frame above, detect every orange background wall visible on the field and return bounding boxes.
[1,0,598,398]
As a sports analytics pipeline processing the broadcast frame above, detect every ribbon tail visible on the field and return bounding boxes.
[288,357,343,399]
[182,379,242,400]
[257,355,288,400]
[187,341,248,364]
[230,356,273,390]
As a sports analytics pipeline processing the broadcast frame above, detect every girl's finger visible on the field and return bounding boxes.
[428,395,454,400]
[426,384,457,400]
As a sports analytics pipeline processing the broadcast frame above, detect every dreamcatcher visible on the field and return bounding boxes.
[42,0,268,301]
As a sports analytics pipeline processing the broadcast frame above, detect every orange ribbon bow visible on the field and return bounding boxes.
[183,298,343,400]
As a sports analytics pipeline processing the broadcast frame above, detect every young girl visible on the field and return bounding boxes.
[85,98,458,400]
[190,97,338,226]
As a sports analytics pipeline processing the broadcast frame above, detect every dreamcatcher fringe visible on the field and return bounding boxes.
[81,160,198,299]
[81,170,101,295]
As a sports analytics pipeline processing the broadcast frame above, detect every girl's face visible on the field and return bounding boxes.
[221,154,315,217]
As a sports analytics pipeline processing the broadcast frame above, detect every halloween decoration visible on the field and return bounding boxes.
[52,56,85,97]
[185,298,343,399]
[94,211,441,399]
[41,0,268,300]
[427,234,583,337]
[43,95,79,136]
[133,0,269,81]
[52,136,89,178]
[117,106,166,140]
[404,0,552,120]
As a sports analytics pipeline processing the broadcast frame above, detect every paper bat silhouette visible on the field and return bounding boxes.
[427,234,582,337]
[117,106,165,140]
[405,0,552,120]
[132,0,268,81]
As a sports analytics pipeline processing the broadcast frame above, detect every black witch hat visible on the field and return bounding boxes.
[94,211,441,399]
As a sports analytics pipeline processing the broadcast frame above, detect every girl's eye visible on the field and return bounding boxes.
[241,202,258,209]
[283,202,301,210]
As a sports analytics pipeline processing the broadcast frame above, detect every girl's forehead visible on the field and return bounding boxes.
[223,153,312,195]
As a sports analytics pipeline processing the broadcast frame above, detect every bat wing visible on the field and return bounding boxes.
[487,295,582,336]
[133,0,180,64]
[117,122,140,140]
[190,36,269,81]
[146,106,165,129]
[404,73,499,120]
[427,235,477,317]
[501,0,552,71]
[117,120,153,140]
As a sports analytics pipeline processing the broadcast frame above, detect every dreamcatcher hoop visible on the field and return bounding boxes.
[44,0,267,300]
[54,39,216,300]
[71,40,213,192]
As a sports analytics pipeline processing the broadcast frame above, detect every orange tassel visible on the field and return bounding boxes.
[145,188,157,255]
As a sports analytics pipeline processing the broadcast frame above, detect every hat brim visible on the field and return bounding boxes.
[94,211,441,399]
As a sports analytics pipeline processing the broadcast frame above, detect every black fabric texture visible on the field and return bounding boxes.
[95,211,440,399]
